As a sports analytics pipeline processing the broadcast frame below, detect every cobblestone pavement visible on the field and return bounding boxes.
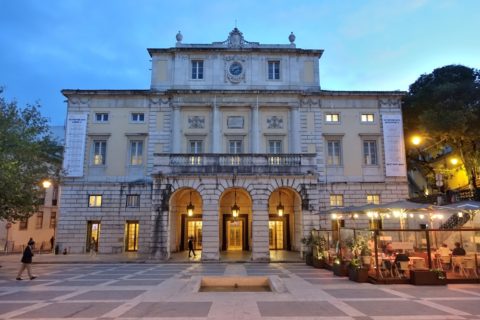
[1,262,480,319]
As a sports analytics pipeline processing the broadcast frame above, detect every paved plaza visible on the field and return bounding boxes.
[1,261,480,319]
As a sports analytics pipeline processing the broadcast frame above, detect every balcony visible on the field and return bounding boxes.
[153,153,317,176]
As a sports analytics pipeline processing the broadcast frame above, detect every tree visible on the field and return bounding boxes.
[403,65,480,190]
[0,88,63,221]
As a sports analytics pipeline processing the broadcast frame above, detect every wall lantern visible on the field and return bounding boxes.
[186,191,194,217]
[231,188,240,218]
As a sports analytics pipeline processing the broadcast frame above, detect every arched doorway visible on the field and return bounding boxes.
[169,188,203,254]
[268,187,302,251]
[219,188,252,252]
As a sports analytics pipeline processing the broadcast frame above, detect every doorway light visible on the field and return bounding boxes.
[187,191,194,216]
[277,190,284,217]
[231,188,240,218]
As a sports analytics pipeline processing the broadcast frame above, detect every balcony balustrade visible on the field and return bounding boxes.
[153,153,317,175]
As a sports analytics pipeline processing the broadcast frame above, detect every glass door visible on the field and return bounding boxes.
[269,221,284,250]
[125,221,139,251]
[227,220,243,251]
[86,221,100,253]
[187,220,203,250]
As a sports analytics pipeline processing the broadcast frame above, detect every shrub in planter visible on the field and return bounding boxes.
[332,258,349,277]
[305,253,314,266]
[410,269,447,285]
[348,258,369,282]
[313,257,327,269]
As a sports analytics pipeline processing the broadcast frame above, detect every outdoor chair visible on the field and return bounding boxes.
[452,256,464,273]
[411,258,427,270]
[461,258,478,278]
[395,261,410,278]
[439,255,451,270]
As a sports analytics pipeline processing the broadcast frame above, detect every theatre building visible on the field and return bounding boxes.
[58,28,408,260]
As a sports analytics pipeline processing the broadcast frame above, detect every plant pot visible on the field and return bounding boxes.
[305,253,314,266]
[410,270,447,285]
[313,257,327,269]
[332,261,349,277]
[348,266,369,282]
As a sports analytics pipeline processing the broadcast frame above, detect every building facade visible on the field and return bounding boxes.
[58,28,408,260]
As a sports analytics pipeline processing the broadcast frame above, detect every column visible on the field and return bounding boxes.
[202,198,220,261]
[251,196,270,261]
[290,104,300,153]
[251,98,260,153]
[171,104,181,153]
[212,98,221,153]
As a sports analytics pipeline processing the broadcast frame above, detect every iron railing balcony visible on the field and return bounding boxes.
[153,153,317,175]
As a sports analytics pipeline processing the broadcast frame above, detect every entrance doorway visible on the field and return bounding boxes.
[227,220,243,250]
[269,220,284,250]
[86,221,100,252]
[187,220,202,250]
[125,221,139,251]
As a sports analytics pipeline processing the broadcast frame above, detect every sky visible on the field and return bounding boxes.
[1,0,479,125]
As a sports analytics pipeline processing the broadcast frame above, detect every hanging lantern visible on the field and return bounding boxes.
[187,191,194,216]
[277,190,284,217]
[231,188,240,218]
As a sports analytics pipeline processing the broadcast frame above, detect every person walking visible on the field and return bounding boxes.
[89,237,97,256]
[50,236,55,252]
[188,236,196,258]
[16,239,37,280]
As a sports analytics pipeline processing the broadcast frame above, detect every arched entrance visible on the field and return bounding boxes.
[268,187,302,251]
[219,188,252,252]
[169,188,203,254]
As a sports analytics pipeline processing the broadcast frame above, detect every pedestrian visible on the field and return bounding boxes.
[188,236,196,258]
[90,237,97,256]
[16,239,37,280]
[50,236,55,251]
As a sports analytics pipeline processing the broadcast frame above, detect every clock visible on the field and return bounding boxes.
[229,62,243,76]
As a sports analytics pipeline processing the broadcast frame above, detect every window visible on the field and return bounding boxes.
[191,60,204,79]
[268,61,280,80]
[361,113,374,123]
[189,140,203,154]
[36,212,43,229]
[126,195,140,208]
[95,113,109,122]
[50,212,56,229]
[19,219,28,230]
[367,194,380,205]
[325,113,340,123]
[229,140,243,154]
[330,194,344,207]
[326,140,341,165]
[89,195,102,207]
[131,113,145,123]
[130,141,143,165]
[363,140,378,165]
[92,140,106,165]
[268,140,282,154]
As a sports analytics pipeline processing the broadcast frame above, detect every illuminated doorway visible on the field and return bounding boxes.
[125,221,139,251]
[187,220,202,250]
[269,220,284,250]
[227,220,243,251]
[86,221,100,253]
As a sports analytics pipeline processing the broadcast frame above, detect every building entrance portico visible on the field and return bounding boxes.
[219,188,252,252]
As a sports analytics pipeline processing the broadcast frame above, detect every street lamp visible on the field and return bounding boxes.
[411,135,422,146]
[42,180,52,189]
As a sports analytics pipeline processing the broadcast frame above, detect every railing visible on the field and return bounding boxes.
[154,153,316,175]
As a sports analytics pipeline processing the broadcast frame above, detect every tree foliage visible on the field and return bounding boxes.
[403,65,480,188]
[0,88,63,221]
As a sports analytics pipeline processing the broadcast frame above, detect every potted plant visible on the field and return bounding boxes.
[312,235,328,269]
[301,234,314,266]
[349,235,372,267]
[332,257,350,276]
[410,268,447,285]
[348,258,369,282]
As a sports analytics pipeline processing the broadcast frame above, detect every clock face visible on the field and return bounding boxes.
[229,62,243,76]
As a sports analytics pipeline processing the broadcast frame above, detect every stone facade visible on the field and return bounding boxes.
[57,28,408,260]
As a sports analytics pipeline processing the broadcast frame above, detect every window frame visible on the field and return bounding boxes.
[191,60,204,80]
[189,140,204,154]
[267,60,280,80]
[19,219,28,230]
[268,140,283,154]
[129,140,144,166]
[91,140,107,166]
[36,212,43,229]
[126,194,140,208]
[228,140,243,154]
[329,194,344,207]
[49,212,56,229]
[363,140,378,166]
[94,112,109,123]
[131,113,145,123]
[326,139,342,166]
[366,194,380,205]
[325,113,340,123]
[88,195,103,208]
[361,113,375,123]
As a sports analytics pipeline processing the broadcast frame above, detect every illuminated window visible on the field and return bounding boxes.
[268,61,280,80]
[367,194,380,205]
[130,140,143,165]
[192,60,204,79]
[36,212,43,229]
[49,212,56,228]
[330,194,344,207]
[361,113,374,123]
[126,195,140,208]
[89,195,102,207]
[92,140,106,165]
[325,113,340,123]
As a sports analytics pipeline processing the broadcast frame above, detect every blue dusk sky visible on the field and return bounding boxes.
[1,0,478,125]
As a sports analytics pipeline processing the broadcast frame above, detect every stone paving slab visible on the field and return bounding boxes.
[47,280,108,286]
[324,288,401,299]
[0,303,30,315]
[0,291,72,301]
[344,300,450,316]
[66,290,146,301]
[12,302,121,318]
[107,279,164,286]
[119,302,212,317]
[257,301,348,317]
